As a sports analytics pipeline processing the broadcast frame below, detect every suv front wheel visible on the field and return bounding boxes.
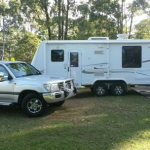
[22,93,47,117]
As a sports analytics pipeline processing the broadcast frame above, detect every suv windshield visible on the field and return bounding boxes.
[6,63,41,78]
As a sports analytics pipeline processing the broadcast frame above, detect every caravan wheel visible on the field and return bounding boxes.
[93,83,108,96]
[111,83,126,96]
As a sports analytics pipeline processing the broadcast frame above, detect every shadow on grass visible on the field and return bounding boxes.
[0,89,150,150]
[0,105,57,118]
[0,88,142,117]
[0,100,150,150]
[0,88,145,118]
[70,87,143,99]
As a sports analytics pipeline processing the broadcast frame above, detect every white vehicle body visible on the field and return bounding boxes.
[31,35,150,96]
[0,61,76,117]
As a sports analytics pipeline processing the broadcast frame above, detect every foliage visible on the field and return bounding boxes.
[88,0,119,37]
[71,17,96,40]
[134,19,150,39]
[126,0,148,38]
[20,0,51,40]
[13,31,40,63]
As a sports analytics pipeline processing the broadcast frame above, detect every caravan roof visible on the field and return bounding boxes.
[42,39,150,44]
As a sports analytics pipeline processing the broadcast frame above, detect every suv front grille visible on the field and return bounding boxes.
[58,80,74,91]
[65,81,72,89]
[58,82,64,90]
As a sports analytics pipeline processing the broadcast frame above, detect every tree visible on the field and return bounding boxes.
[20,0,53,40]
[88,0,118,38]
[0,0,23,60]
[71,17,96,40]
[127,0,148,38]
[64,0,76,40]
[134,19,150,39]
[69,3,95,40]
[14,31,40,63]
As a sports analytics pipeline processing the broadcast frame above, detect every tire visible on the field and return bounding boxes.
[22,93,47,117]
[50,100,65,107]
[111,83,127,96]
[93,83,108,96]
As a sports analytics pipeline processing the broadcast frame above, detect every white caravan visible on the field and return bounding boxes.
[31,34,150,96]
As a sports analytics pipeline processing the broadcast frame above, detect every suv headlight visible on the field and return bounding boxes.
[50,83,60,92]
[43,84,51,91]
[44,83,60,92]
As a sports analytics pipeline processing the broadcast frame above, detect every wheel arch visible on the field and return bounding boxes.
[92,80,127,89]
[18,90,42,106]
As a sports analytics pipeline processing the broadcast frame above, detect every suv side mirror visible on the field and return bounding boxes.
[0,72,5,82]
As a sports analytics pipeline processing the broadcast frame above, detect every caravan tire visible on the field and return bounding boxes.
[111,83,126,96]
[93,83,108,96]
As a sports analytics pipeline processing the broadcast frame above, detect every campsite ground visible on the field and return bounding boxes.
[0,88,150,150]
[132,85,150,99]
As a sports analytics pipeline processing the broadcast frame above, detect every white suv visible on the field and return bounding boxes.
[0,61,76,117]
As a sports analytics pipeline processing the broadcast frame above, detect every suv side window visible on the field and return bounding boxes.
[0,65,9,80]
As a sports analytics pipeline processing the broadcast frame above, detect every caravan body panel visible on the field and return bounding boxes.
[31,39,150,88]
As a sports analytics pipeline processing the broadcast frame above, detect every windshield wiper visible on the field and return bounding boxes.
[34,72,42,75]
[18,72,41,77]
[21,74,34,77]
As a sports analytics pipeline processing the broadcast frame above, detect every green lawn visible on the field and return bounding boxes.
[0,88,150,150]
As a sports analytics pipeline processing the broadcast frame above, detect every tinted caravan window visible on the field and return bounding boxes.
[51,50,64,62]
[122,46,141,68]
[70,52,78,67]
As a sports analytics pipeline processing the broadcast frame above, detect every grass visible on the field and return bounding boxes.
[0,88,150,150]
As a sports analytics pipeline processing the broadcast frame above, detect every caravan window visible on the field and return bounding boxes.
[70,52,78,67]
[122,46,141,68]
[51,50,64,62]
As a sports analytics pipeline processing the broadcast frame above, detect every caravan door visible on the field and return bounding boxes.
[48,49,68,78]
[69,51,81,88]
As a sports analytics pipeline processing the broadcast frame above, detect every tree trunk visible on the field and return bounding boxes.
[120,0,124,34]
[116,6,120,34]
[43,0,51,40]
[61,2,65,40]
[58,0,61,40]
[64,0,69,40]
[47,27,51,40]
[129,12,133,39]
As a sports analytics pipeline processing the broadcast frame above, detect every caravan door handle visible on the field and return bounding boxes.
[68,67,70,72]
[64,63,67,69]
